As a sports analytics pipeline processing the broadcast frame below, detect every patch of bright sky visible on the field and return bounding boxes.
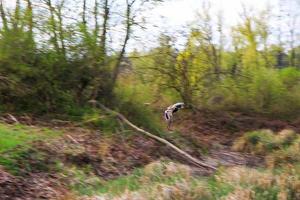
[3,0,299,51]
[133,0,282,50]
[151,0,275,27]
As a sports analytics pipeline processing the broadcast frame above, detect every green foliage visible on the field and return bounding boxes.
[115,79,163,132]
[87,160,212,200]
[0,123,60,153]
[217,165,300,200]
[232,129,297,155]
[129,7,300,117]
[207,175,234,199]
[0,0,299,119]
[96,169,143,195]
[60,164,106,196]
[197,67,300,117]
[266,137,300,168]
[81,109,119,134]
[0,123,61,174]
[234,129,300,170]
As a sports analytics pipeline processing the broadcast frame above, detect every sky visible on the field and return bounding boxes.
[134,0,299,50]
[150,0,275,27]
[133,0,280,49]
[2,0,299,50]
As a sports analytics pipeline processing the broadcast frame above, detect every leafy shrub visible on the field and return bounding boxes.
[135,161,211,200]
[200,67,300,118]
[142,160,192,183]
[233,129,300,169]
[266,137,300,168]
[233,129,298,155]
[91,160,212,200]
[232,129,278,155]
[217,166,300,200]
[80,109,119,134]
[275,129,297,146]
[115,80,163,132]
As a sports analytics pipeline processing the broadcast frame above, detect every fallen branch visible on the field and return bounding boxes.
[97,103,217,170]
[66,134,80,144]
[7,114,19,124]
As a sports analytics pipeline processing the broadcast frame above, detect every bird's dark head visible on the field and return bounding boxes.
[175,102,185,109]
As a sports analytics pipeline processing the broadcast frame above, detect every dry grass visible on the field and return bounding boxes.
[97,137,114,157]
[73,157,300,200]
[143,160,192,182]
[232,129,299,155]
[101,180,211,200]
[138,161,211,200]
[223,188,254,200]
[266,139,300,168]
[216,166,274,189]
[86,161,211,200]
[230,129,300,199]
[276,129,297,145]
[232,129,278,155]
[67,128,300,200]
[216,165,300,200]
[233,129,300,168]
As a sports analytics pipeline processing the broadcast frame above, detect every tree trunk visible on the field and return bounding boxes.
[45,0,60,54]
[289,29,295,67]
[0,0,8,31]
[90,0,110,101]
[99,0,109,62]
[94,0,99,44]
[111,0,132,87]
[13,0,21,30]
[82,0,87,25]
[24,0,34,39]
[56,2,66,59]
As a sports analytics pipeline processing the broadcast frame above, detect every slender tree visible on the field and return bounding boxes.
[56,0,66,59]
[44,0,60,54]
[0,0,8,31]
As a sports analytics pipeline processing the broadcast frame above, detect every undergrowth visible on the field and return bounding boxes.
[72,159,300,200]
[232,129,298,154]
[0,123,61,174]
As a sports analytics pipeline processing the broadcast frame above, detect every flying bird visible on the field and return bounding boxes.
[164,102,184,130]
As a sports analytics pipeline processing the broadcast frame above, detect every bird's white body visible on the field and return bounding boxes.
[164,102,184,130]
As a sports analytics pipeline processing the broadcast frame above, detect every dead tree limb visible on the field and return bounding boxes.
[97,103,217,170]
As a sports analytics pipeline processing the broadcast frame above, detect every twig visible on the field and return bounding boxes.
[66,134,79,144]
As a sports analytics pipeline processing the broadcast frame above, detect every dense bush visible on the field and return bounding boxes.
[232,129,278,155]
[233,129,297,153]
[217,166,300,200]
[78,159,300,200]
[233,129,300,168]
[201,67,300,118]
[114,78,164,132]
